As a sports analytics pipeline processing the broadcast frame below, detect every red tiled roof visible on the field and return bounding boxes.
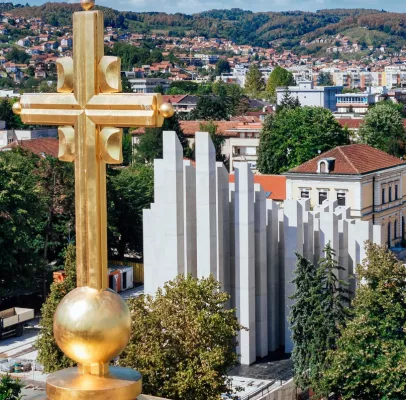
[162,95,187,104]
[229,173,286,201]
[289,144,405,175]
[336,118,363,130]
[4,138,59,157]
[132,120,242,137]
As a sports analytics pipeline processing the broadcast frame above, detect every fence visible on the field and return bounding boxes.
[109,260,144,284]
[242,379,296,400]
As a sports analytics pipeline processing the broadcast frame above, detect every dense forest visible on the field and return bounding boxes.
[4,3,406,50]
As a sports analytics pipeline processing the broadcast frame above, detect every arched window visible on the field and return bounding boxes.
[394,219,398,239]
[320,162,327,173]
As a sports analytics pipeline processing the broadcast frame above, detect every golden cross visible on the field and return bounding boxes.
[13,2,174,291]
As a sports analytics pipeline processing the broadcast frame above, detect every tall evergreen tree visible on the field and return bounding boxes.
[311,243,350,395]
[244,64,265,99]
[290,244,349,394]
[36,244,76,372]
[290,253,319,391]
[276,88,301,112]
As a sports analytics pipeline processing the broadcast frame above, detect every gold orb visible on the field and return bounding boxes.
[54,287,131,366]
[159,102,175,119]
[80,0,95,11]
[12,102,22,115]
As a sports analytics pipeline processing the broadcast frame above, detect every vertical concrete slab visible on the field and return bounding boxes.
[161,131,185,284]
[283,200,303,353]
[234,163,256,365]
[195,131,217,278]
[183,160,197,278]
[216,162,230,292]
[254,184,268,358]
[266,199,280,352]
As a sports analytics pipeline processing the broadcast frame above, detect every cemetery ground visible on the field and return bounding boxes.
[0,284,293,400]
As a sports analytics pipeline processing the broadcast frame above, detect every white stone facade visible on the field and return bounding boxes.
[144,132,383,364]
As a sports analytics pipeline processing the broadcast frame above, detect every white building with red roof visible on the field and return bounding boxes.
[285,144,406,246]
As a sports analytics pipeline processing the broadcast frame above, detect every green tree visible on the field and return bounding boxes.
[290,253,319,391]
[169,81,198,94]
[311,243,349,396]
[0,149,46,298]
[0,97,23,129]
[0,375,23,400]
[36,244,76,373]
[5,47,30,64]
[118,274,241,400]
[290,244,349,394]
[38,80,57,93]
[107,163,154,258]
[215,59,231,76]
[317,71,334,86]
[198,121,227,165]
[320,243,406,399]
[257,107,349,174]
[189,96,229,120]
[37,156,75,263]
[122,129,134,165]
[121,74,132,93]
[134,112,190,163]
[266,66,295,101]
[359,102,405,156]
[244,64,265,99]
[277,88,301,112]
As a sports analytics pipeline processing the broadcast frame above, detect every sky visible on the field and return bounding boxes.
[15,0,406,15]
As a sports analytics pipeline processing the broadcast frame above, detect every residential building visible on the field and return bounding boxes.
[0,128,58,148]
[123,75,170,94]
[285,144,406,246]
[276,81,343,111]
[0,137,59,157]
[132,119,263,171]
[335,91,376,114]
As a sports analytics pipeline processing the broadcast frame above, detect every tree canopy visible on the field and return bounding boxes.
[118,274,241,400]
[189,96,229,120]
[244,64,265,99]
[36,244,76,372]
[107,163,154,258]
[266,66,295,101]
[359,102,406,156]
[134,112,190,163]
[317,71,334,86]
[320,243,406,399]
[290,244,349,393]
[257,107,349,174]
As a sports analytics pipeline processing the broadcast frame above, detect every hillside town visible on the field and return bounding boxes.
[2,2,406,400]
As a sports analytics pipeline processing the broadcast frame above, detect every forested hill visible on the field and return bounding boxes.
[4,3,406,50]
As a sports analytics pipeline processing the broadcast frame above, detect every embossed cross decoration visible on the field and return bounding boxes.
[13,8,174,291]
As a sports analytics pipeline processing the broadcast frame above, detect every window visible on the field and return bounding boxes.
[7,138,13,144]
[382,188,385,204]
[301,190,310,199]
[122,272,127,290]
[320,162,327,173]
[395,184,398,200]
[389,186,392,202]
[337,192,346,206]
[319,191,328,205]
[394,220,398,239]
